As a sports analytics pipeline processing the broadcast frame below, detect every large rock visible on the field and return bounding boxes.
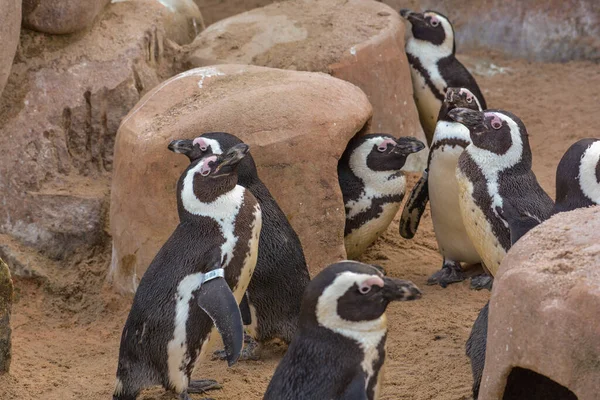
[0,258,12,374]
[184,0,427,171]
[0,0,197,260]
[109,64,372,293]
[192,0,275,26]
[22,0,111,34]
[0,0,20,98]
[479,206,600,400]
[384,0,600,62]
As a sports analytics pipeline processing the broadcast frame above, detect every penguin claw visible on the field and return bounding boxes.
[187,379,222,394]
[426,262,467,288]
[470,274,494,291]
[212,335,261,361]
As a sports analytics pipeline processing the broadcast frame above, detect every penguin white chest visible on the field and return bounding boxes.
[233,202,262,302]
[409,65,442,138]
[456,170,507,276]
[429,148,480,264]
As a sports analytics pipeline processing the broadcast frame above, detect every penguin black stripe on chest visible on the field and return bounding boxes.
[264,261,421,400]
[400,9,486,145]
[338,134,424,259]
[169,132,310,361]
[113,144,261,400]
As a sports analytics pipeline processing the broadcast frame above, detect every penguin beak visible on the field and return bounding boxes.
[448,108,485,133]
[168,139,194,155]
[392,137,425,156]
[399,9,424,23]
[381,277,422,302]
[212,143,249,176]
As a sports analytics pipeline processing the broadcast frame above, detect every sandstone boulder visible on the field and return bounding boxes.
[384,0,600,62]
[22,0,111,34]
[479,206,600,400]
[0,0,197,260]
[0,258,13,374]
[0,0,20,98]
[193,0,275,26]
[109,64,372,293]
[184,0,427,171]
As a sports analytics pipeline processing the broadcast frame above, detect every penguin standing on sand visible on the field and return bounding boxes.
[264,260,422,400]
[400,87,484,288]
[338,134,425,259]
[113,144,262,400]
[168,132,310,360]
[449,107,554,282]
[400,9,487,145]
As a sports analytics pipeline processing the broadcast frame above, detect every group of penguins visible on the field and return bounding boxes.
[111,8,600,400]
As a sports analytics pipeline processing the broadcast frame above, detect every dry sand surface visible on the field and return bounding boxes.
[0,52,599,400]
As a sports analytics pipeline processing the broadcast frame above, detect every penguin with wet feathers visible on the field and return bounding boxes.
[400,9,486,145]
[338,134,425,259]
[113,144,262,400]
[168,132,310,359]
[400,87,485,289]
[264,260,422,400]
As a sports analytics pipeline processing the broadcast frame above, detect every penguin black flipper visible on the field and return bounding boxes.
[466,301,489,400]
[239,293,252,325]
[496,200,541,245]
[399,168,429,239]
[196,251,245,367]
[340,372,369,400]
[438,57,487,110]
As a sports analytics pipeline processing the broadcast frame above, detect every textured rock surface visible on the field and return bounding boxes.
[0,258,13,374]
[384,0,600,62]
[479,206,600,399]
[0,0,197,260]
[185,0,427,171]
[109,64,372,293]
[22,0,111,34]
[0,0,21,98]
[193,0,275,26]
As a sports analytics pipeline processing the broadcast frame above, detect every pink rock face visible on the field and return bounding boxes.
[0,0,197,261]
[479,206,600,399]
[184,0,427,171]
[109,64,373,293]
[22,0,111,34]
[0,0,21,97]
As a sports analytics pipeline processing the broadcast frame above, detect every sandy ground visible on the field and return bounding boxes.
[1,53,599,400]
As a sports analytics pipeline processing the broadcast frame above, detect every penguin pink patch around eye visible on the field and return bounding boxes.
[487,114,503,130]
[377,138,396,152]
[360,276,385,292]
[193,137,209,151]
[200,155,217,176]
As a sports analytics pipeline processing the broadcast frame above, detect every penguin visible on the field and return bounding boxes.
[400,87,484,288]
[168,132,310,360]
[264,260,422,400]
[113,144,262,400]
[338,134,425,259]
[449,107,554,281]
[399,9,487,145]
[465,301,489,400]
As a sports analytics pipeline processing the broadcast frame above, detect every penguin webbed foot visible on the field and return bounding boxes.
[212,334,261,361]
[470,274,493,291]
[426,260,466,288]
[187,379,222,394]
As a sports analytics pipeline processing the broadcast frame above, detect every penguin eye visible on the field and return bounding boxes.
[358,285,371,295]
[430,18,439,27]
[490,116,503,130]
[377,144,388,152]
[466,96,473,103]
[199,145,208,151]
[200,169,210,176]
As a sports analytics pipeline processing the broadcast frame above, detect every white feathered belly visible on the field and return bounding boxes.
[409,66,442,141]
[429,151,480,265]
[345,202,402,260]
[456,170,506,276]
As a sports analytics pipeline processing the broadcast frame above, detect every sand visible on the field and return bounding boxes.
[0,52,599,400]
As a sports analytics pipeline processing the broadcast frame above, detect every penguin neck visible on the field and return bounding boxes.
[577,140,600,203]
[406,34,454,63]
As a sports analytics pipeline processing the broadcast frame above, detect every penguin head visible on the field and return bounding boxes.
[438,87,483,122]
[178,143,249,204]
[555,138,600,211]
[300,261,421,333]
[345,134,425,176]
[449,108,531,167]
[400,9,455,54]
[169,132,259,180]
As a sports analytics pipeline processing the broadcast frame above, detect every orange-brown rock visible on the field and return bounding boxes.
[184,0,427,171]
[479,206,600,400]
[109,64,372,293]
[0,0,197,260]
[0,258,13,374]
[0,0,20,98]
[22,0,111,34]
[192,0,275,26]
